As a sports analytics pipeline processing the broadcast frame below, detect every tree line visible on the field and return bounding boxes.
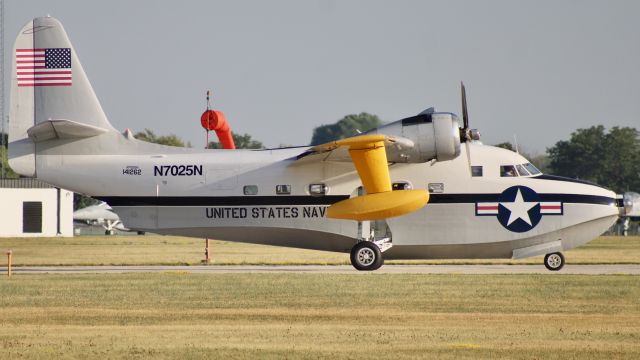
[496,126,640,193]
[1,114,638,194]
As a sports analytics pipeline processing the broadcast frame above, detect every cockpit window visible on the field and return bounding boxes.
[516,164,530,176]
[500,165,517,177]
[471,166,483,177]
[523,163,541,175]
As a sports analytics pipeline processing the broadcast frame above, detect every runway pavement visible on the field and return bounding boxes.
[5,264,640,275]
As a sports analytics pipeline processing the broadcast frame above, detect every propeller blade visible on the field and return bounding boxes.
[461,81,469,130]
[460,82,473,176]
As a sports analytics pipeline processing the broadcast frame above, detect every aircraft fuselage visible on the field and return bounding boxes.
[37,142,619,260]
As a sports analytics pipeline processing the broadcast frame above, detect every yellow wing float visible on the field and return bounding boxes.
[311,134,430,221]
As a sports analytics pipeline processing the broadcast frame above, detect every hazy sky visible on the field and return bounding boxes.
[3,0,639,153]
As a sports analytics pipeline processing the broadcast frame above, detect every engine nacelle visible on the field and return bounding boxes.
[371,111,461,163]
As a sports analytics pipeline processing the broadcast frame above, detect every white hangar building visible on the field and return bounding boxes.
[0,179,73,237]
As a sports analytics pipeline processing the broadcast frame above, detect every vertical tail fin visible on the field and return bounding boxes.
[9,16,115,176]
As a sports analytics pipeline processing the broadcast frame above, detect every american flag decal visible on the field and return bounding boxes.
[16,48,72,87]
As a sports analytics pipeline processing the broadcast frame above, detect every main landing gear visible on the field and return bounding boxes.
[350,239,391,271]
[544,252,565,271]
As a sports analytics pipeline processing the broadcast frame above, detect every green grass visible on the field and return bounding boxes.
[0,273,638,359]
[0,235,639,266]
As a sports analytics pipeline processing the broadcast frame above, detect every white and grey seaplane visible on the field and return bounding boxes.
[9,16,632,271]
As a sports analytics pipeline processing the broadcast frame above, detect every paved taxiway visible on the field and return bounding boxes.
[6,264,640,274]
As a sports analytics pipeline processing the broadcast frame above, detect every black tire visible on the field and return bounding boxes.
[105,229,114,236]
[544,252,565,271]
[137,231,146,235]
[350,242,384,271]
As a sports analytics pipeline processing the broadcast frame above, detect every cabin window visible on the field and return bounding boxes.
[516,164,530,176]
[392,182,412,191]
[471,166,483,177]
[308,183,328,196]
[500,165,517,177]
[428,183,444,193]
[243,185,258,195]
[276,185,291,195]
[523,163,541,175]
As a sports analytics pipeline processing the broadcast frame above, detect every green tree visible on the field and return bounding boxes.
[1,133,19,178]
[494,142,514,151]
[547,125,640,192]
[548,126,606,184]
[209,132,264,149]
[601,127,640,192]
[310,113,382,145]
[74,193,100,211]
[135,129,189,147]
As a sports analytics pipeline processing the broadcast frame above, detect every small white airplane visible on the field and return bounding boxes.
[621,192,640,218]
[9,17,632,271]
[73,201,142,235]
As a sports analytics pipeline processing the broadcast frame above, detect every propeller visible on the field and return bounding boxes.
[459,82,480,142]
[461,82,469,131]
[459,82,480,176]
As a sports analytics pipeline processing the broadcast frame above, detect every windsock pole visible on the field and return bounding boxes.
[205,90,211,149]
[204,90,211,264]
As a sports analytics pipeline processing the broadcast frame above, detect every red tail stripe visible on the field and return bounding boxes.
[17,71,72,75]
[18,83,72,87]
[18,77,72,81]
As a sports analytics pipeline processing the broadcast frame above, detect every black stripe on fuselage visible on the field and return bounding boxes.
[97,195,350,207]
[428,193,615,206]
[97,193,615,207]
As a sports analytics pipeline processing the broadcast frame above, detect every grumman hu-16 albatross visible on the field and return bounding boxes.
[9,17,629,271]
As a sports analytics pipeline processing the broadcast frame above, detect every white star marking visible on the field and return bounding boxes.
[500,188,538,226]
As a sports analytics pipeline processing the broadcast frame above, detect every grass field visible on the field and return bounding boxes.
[0,235,639,266]
[0,273,638,359]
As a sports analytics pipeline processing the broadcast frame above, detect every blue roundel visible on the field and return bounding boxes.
[497,186,542,232]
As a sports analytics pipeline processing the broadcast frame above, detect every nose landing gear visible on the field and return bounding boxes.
[544,252,565,271]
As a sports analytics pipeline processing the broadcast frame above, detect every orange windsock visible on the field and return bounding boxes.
[201,110,236,149]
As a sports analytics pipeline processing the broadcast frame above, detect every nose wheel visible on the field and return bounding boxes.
[544,252,565,271]
[350,241,384,271]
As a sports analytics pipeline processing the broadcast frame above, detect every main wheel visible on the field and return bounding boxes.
[544,252,565,271]
[350,242,384,271]
[105,229,114,236]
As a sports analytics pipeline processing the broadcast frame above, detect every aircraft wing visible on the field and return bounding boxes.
[292,134,430,221]
[296,134,417,164]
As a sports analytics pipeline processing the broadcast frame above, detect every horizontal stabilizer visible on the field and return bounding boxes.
[27,119,108,142]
